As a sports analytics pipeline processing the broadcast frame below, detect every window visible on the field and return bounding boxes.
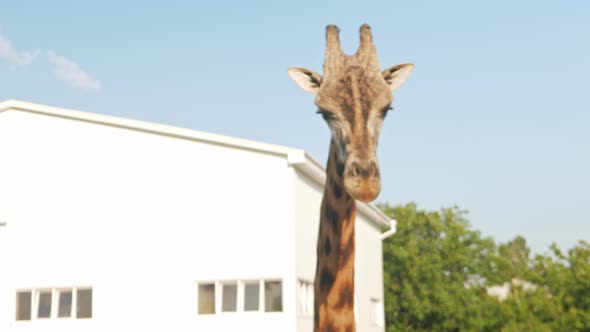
[15,287,92,321]
[57,290,73,318]
[16,291,32,321]
[37,290,52,318]
[221,283,237,312]
[297,280,314,316]
[264,281,282,312]
[198,284,215,314]
[370,298,384,327]
[76,289,93,319]
[244,282,259,311]
[197,279,282,314]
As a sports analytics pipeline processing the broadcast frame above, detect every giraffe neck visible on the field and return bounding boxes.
[314,140,357,332]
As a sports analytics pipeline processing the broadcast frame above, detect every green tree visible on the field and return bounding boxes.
[497,235,530,279]
[379,201,590,332]
[524,241,590,331]
[379,202,504,332]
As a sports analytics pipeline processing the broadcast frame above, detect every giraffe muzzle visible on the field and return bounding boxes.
[344,158,381,202]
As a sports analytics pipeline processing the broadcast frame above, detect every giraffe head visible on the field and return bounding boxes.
[289,24,414,202]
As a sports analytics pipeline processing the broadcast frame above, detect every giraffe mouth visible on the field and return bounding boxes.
[345,177,381,203]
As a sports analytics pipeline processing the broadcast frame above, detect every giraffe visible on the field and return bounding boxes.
[288,24,413,331]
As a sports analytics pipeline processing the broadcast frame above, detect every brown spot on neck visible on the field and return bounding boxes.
[334,283,354,310]
[332,181,343,199]
[324,202,340,231]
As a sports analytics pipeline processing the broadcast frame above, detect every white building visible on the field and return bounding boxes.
[486,278,537,301]
[0,100,392,332]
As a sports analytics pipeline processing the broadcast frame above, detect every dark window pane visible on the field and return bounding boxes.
[264,281,282,312]
[244,282,259,311]
[58,290,73,318]
[198,284,215,314]
[76,289,92,318]
[221,283,237,312]
[16,291,32,321]
[37,291,52,318]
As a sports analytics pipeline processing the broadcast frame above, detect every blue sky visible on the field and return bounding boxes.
[1,0,588,254]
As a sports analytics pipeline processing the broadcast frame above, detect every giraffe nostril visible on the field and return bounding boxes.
[350,161,360,177]
[349,160,378,179]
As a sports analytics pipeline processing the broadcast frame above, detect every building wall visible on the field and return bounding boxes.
[355,210,386,332]
[0,109,296,332]
[292,170,323,332]
[292,170,386,332]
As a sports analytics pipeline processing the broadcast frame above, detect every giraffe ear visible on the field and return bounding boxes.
[288,67,322,95]
[382,63,414,92]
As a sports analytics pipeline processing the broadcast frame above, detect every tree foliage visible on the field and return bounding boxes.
[379,202,590,332]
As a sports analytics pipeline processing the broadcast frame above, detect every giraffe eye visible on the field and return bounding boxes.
[381,106,393,118]
[316,109,335,121]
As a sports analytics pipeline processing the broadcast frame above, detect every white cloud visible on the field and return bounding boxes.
[0,33,38,65]
[47,51,101,91]
[0,32,101,92]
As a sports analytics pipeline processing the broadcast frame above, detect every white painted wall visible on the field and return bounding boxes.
[0,109,296,332]
[293,170,323,332]
[355,211,386,332]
